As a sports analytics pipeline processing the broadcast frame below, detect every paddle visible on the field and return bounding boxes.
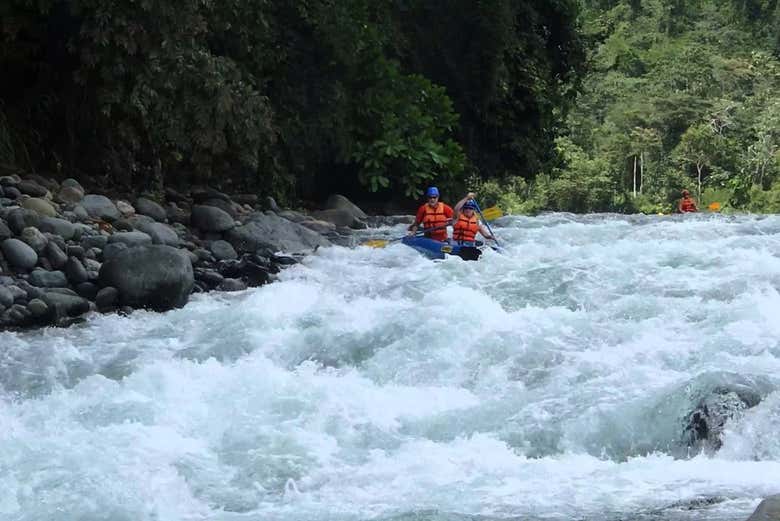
[473,200,500,248]
[479,205,503,221]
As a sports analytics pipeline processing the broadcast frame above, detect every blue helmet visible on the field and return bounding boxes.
[425,186,440,197]
[463,200,478,210]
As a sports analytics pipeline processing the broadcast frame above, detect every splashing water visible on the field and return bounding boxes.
[2,213,779,521]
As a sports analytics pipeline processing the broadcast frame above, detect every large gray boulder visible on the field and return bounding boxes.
[98,245,194,311]
[6,208,41,235]
[38,217,77,241]
[81,194,121,221]
[108,231,153,248]
[135,197,167,222]
[227,212,330,254]
[21,197,56,217]
[746,495,780,521]
[2,238,38,270]
[191,205,235,232]
[325,194,367,219]
[135,221,180,246]
[41,291,91,319]
[311,208,357,228]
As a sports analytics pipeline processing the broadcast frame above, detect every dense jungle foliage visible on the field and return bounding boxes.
[1,0,778,212]
[486,0,780,214]
[0,0,582,207]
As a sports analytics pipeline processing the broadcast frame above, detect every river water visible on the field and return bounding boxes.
[1,213,779,521]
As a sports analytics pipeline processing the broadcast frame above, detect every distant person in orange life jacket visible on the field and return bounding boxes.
[678,189,698,213]
[407,186,453,241]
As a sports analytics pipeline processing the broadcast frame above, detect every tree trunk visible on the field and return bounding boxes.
[633,155,637,197]
[640,152,644,194]
[696,163,703,201]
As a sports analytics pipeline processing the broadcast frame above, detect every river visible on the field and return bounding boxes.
[1,213,779,520]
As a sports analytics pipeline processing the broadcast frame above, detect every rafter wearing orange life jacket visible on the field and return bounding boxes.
[453,212,480,244]
[417,202,451,241]
[680,197,697,212]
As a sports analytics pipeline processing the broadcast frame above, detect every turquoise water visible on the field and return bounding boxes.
[1,213,779,520]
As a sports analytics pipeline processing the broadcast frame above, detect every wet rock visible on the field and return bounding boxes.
[116,200,135,217]
[312,208,357,228]
[0,220,11,240]
[2,238,38,270]
[228,212,329,254]
[746,494,780,521]
[98,245,194,311]
[325,194,368,219]
[102,242,128,260]
[81,194,121,221]
[265,196,280,212]
[55,185,84,204]
[29,269,68,288]
[41,291,90,319]
[0,286,13,307]
[135,197,167,222]
[81,235,108,250]
[191,205,235,232]
[27,298,49,317]
[20,227,48,253]
[38,217,77,240]
[45,242,68,270]
[300,220,337,234]
[17,180,48,197]
[680,372,774,454]
[135,221,180,246]
[202,198,242,218]
[218,278,247,292]
[67,245,85,259]
[3,186,21,199]
[64,256,89,284]
[278,210,307,223]
[95,286,118,311]
[75,281,99,300]
[21,197,56,217]
[3,303,31,324]
[192,186,230,203]
[209,240,237,261]
[166,203,190,225]
[7,208,41,235]
[232,194,258,205]
[194,268,224,289]
[108,231,153,248]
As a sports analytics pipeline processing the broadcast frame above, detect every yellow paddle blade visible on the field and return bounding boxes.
[708,202,721,211]
[480,206,503,221]
[363,239,390,248]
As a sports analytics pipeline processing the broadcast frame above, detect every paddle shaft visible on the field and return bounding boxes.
[473,200,500,247]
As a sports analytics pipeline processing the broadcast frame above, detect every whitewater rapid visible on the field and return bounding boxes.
[1,213,779,521]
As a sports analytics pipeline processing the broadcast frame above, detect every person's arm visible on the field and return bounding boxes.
[691,199,698,211]
[452,192,476,220]
[678,200,684,213]
[478,223,495,240]
[408,206,425,234]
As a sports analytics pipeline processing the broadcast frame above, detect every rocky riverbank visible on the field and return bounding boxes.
[0,174,389,331]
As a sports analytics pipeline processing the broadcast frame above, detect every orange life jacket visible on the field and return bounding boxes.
[453,212,479,243]
[421,203,449,241]
[680,197,696,212]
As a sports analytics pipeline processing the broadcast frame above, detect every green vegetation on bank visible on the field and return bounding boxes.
[3,0,779,213]
[483,0,780,214]
[0,1,582,206]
